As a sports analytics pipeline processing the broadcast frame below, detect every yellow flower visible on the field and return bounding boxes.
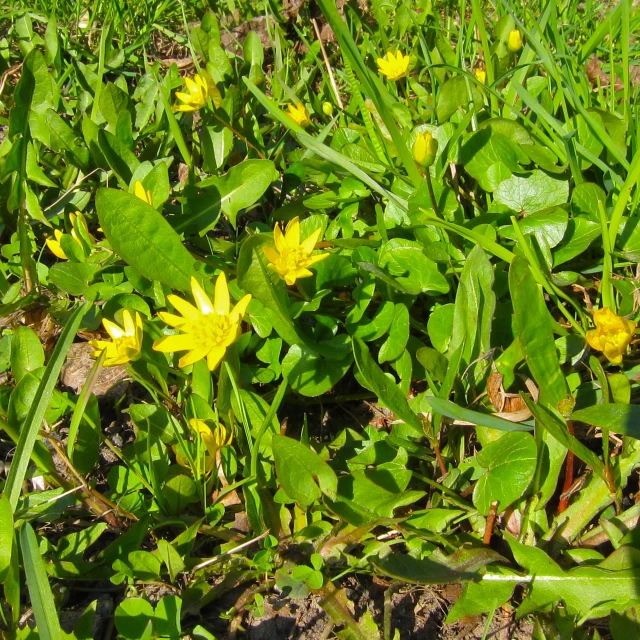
[175,419,232,471]
[134,180,153,205]
[287,103,310,127]
[46,229,69,260]
[89,309,143,367]
[376,50,411,81]
[474,68,487,84]
[586,307,636,365]
[153,274,251,371]
[263,217,329,286]
[413,131,438,168]
[174,74,209,112]
[508,29,523,53]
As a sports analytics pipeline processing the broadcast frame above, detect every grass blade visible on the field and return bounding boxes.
[4,302,89,511]
[20,523,62,640]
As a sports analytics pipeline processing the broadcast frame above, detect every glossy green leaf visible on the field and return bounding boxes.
[571,404,640,439]
[353,337,423,435]
[272,434,337,507]
[96,188,198,292]
[10,326,44,383]
[473,431,537,515]
[494,170,569,215]
[0,495,13,583]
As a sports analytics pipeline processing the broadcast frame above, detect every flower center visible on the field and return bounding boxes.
[190,313,233,350]
[280,246,310,271]
[115,336,139,358]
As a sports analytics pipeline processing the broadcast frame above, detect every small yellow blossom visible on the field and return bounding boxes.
[474,68,487,84]
[287,103,310,127]
[89,309,143,367]
[46,212,95,260]
[176,419,232,471]
[134,180,153,205]
[46,230,69,260]
[508,29,523,53]
[413,131,438,168]
[586,307,636,365]
[264,217,329,286]
[376,50,411,81]
[174,74,209,112]
[153,274,251,371]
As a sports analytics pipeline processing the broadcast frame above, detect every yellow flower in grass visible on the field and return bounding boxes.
[413,131,438,168]
[46,229,69,260]
[89,310,143,367]
[508,29,523,53]
[134,180,153,205]
[377,50,410,81]
[153,274,251,371]
[586,307,636,365]
[264,217,329,286]
[46,212,95,260]
[174,74,209,112]
[474,67,487,84]
[176,419,233,471]
[287,103,310,127]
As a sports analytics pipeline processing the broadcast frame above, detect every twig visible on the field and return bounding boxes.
[557,420,576,514]
[191,529,270,573]
[311,18,343,109]
[483,501,499,545]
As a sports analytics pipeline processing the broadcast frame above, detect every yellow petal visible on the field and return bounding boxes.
[167,294,201,321]
[158,311,189,328]
[102,318,125,340]
[153,333,197,353]
[274,223,286,253]
[284,272,298,286]
[122,309,135,336]
[230,294,252,323]
[300,227,323,254]
[174,103,196,112]
[294,268,314,281]
[191,277,214,314]
[206,346,226,371]
[185,76,199,93]
[263,246,281,265]
[213,272,230,315]
[284,217,300,249]
[178,348,208,368]
[46,238,68,260]
[305,252,329,267]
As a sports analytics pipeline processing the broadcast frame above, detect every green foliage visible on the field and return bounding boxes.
[0,0,639,637]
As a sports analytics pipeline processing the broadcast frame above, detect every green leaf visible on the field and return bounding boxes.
[427,397,533,432]
[447,245,495,378]
[10,325,44,383]
[155,540,185,583]
[0,495,13,583]
[509,256,567,407]
[378,239,449,295]
[506,535,640,619]
[331,470,424,525]
[282,342,353,397]
[571,404,640,439]
[115,598,155,640]
[5,303,88,510]
[473,431,537,515]
[353,337,423,435]
[198,159,278,228]
[20,523,63,640]
[272,434,338,507]
[436,76,481,124]
[553,217,600,266]
[49,263,99,296]
[494,170,569,215]
[378,304,409,363]
[523,397,608,486]
[154,595,182,637]
[446,568,516,623]
[96,188,198,292]
[373,547,506,584]
[459,129,520,192]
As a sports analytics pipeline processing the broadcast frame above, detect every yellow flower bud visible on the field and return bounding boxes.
[508,29,523,53]
[413,131,438,169]
[586,307,636,365]
[322,101,334,116]
[474,68,487,84]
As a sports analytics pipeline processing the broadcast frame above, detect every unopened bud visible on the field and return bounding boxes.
[322,101,334,116]
[508,29,522,53]
[413,131,438,168]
